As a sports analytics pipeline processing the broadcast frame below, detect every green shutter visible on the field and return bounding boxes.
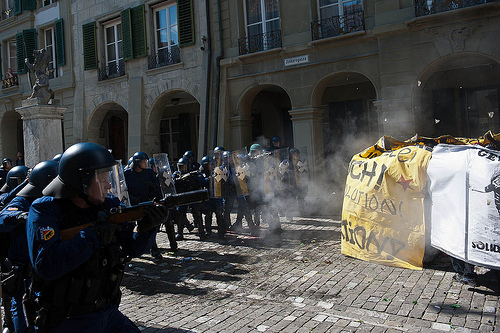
[22,0,35,10]
[178,0,194,47]
[14,0,21,15]
[82,22,97,70]
[16,33,25,74]
[55,19,65,67]
[23,29,37,72]
[131,5,146,58]
[121,8,133,61]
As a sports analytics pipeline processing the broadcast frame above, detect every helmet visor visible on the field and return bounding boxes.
[81,164,120,205]
[108,161,131,207]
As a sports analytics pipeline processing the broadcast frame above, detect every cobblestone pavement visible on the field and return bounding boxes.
[120,215,499,332]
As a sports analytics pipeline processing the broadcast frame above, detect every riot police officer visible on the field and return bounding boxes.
[0,158,13,188]
[0,160,58,333]
[173,158,203,239]
[199,156,224,238]
[0,166,29,208]
[125,151,163,259]
[26,142,168,332]
[183,151,200,172]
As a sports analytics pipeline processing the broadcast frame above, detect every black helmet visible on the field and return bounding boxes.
[1,166,29,193]
[177,157,189,173]
[52,153,63,163]
[289,148,300,155]
[183,150,194,161]
[201,156,211,165]
[132,151,148,165]
[43,142,116,198]
[149,157,156,166]
[271,136,281,144]
[214,146,225,153]
[18,161,58,199]
[2,158,12,169]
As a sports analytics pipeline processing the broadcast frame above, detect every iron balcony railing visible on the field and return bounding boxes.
[1,8,14,21]
[238,30,282,55]
[311,10,364,41]
[148,46,181,70]
[414,0,492,16]
[98,59,125,82]
[2,76,18,89]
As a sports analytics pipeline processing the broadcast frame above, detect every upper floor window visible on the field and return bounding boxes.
[149,3,180,69]
[312,0,364,40]
[7,39,17,73]
[240,0,281,55]
[3,0,14,19]
[102,19,124,79]
[43,27,60,78]
[42,0,55,7]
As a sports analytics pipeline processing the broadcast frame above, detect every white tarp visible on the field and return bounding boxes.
[428,144,500,270]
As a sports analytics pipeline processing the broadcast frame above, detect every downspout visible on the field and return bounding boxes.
[203,0,212,155]
[212,0,224,147]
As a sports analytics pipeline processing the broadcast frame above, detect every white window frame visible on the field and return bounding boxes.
[318,0,363,20]
[103,19,123,73]
[43,26,62,78]
[244,0,280,38]
[42,0,56,7]
[7,39,17,73]
[153,2,179,54]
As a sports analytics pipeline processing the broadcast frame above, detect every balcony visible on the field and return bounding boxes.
[1,8,14,21]
[98,59,125,82]
[148,46,181,70]
[238,30,282,56]
[311,10,364,41]
[414,0,492,16]
[2,75,18,89]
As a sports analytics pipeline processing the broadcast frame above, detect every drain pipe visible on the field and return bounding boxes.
[212,0,224,148]
[203,0,212,156]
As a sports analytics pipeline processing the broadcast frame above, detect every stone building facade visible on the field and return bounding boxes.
[0,0,499,206]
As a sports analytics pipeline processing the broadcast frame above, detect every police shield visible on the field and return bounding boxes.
[231,149,249,197]
[108,160,131,207]
[210,149,227,198]
[153,153,176,197]
[274,148,289,190]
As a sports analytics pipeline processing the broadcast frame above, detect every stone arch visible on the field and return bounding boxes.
[87,101,128,162]
[413,52,500,137]
[236,83,293,148]
[145,89,201,162]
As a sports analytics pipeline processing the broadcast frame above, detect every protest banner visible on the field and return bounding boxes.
[341,137,432,270]
[428,144,500,270]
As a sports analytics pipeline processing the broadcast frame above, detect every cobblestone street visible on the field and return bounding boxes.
[119,215,500,332]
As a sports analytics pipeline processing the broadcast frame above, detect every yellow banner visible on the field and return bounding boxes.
[341,144,432,270]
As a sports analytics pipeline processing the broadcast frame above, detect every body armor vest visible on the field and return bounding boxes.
[33,199,126,328]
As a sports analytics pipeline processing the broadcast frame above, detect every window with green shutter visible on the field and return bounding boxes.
[55,19,65,67]
[22,0,35,10]
[14,0,21,15]
[16,29,37,74]
[131,5,146,58]
[82,22,97,70]
[178,0,194,47]
[121,5,146,61]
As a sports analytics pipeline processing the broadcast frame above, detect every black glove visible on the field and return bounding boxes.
[91,222,120,246]
[137,205,170,233]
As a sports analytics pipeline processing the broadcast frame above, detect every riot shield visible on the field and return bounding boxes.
[108,160,131,207]
[231,148,249,197]
[153,153,176,197]
[210,149,227,198]
[293,147,309,188]
[274,148,289,190]
[263,151,277,195]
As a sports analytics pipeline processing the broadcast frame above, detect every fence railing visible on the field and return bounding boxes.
[414,0,491,16]
[238,30,282,55]
[311,10,364,41]
[2,76,18,89]
[98,59,125,82]
[147,46,181,70]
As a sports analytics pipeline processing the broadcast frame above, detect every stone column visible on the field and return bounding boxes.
[16,98,66,168]
[229,115,252,150]
[288,108,325,181]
